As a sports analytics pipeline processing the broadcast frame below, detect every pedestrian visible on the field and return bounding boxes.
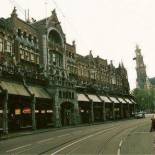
[150,114,155,132]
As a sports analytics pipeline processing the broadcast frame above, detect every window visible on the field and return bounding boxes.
[31,53,34,62]
[20,49,24,59]
[0,38,3,52]
[17,29,21,37]
[36,56,39,64]
[5,41,12,53]
[52,53,56,65]
[59,91,62,98]
[28,34,32,42]
[72,92,74,99]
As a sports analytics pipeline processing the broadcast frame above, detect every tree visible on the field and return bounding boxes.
[132,88,155,112]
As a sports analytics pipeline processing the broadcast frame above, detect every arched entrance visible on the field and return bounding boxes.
[60,102,74,126]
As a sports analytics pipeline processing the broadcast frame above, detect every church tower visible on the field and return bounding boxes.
[134,45,147,89]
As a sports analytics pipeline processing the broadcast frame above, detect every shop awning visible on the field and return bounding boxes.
[124,98,133,104]
[28,86,51,99]
[0,81,30,97]
[87,94,101,102]
[129,98,136,104]
[77,94,89,102]
[100,96,111,103]
[117,97,126,104]
[109,97,120,103]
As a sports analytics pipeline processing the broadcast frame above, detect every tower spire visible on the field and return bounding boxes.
[134,45,147,89]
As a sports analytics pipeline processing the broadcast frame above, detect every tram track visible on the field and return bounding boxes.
[37,119,149,155]
[39,118,148,155]
[1,118,150,155]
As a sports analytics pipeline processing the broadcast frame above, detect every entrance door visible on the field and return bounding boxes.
[61,102,73,126]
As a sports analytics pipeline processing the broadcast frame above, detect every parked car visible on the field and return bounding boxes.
[135,111,145,119]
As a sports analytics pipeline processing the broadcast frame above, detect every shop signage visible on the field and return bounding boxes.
[15,109,21,115]
[23,108,31,114]
[41,110,45,114]
[35,110,39,113]
[47,110,53,113]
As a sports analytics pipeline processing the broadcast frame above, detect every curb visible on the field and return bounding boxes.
[0,118,135,141]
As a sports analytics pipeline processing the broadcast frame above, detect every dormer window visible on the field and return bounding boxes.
[17,29,21,37]
[23,32,27,39]
[28,34,32,42]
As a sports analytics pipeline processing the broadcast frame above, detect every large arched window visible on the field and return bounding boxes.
[48,30,62,45]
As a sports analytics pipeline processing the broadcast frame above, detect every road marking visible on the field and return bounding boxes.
[51,126,119,155]
[58,133,70,138]
[117,139,123,155]
[37,137,54,144]
[6,144,32,153]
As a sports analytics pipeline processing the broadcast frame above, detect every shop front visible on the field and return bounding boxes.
[9,96,32,130]
[27,86,53,129]
[109,96,120,120]
[87,94,102,122]
[0,92,3,134]
[0,80,31,131]
[100,95,112,120]
[77,94,90,124]
[117,97,127,119]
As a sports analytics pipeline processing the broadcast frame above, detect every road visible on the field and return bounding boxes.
[0,117,154,155]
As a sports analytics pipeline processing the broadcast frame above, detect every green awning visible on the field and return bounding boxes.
[0,81,30,97]
[28,86,51,99]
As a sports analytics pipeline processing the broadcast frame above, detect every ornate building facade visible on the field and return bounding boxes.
[0,8,135,135]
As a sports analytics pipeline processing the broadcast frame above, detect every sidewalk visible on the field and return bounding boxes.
[121,120,155,155]
[0,118,134,141]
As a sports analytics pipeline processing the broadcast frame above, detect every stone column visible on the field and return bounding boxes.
[90,100,94,123]
[54,105,61,127]
[127,103,130,118]
[42,35,48,71]
[3,90,8,135]
[112,102,115,120]
[121,103,123,119]
[53,89,61,127]
[102,102,106,121]
[73,101,80,125]
[31,95,36,130]
[133,103,136,114]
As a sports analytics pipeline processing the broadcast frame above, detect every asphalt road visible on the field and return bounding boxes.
[0,117,154,155]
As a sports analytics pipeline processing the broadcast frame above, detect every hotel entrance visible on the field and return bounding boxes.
[60,102,74,126]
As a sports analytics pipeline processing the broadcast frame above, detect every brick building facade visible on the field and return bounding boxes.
[0,8,135,134]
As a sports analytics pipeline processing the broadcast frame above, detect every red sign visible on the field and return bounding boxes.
[23,108,31,114]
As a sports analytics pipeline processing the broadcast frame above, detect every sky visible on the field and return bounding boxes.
[1,0,155,90]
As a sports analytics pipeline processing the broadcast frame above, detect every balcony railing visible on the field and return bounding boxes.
[48,41,64,52]
[0,64,48,85]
